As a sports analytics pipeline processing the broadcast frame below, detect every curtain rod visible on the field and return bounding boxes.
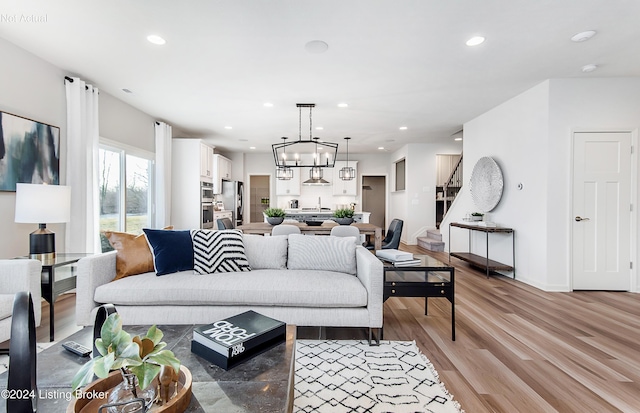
[64,76,74,83]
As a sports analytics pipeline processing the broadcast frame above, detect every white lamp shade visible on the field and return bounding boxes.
[15,183,71,224]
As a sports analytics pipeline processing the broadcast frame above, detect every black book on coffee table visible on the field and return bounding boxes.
[191,310,286,370]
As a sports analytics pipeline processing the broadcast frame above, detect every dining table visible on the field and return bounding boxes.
[237,221,383,250]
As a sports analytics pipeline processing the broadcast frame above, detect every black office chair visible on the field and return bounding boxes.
[367,219,403,250]
[216,218,234,229]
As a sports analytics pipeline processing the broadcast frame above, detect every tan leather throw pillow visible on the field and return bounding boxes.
[104,226,173,280]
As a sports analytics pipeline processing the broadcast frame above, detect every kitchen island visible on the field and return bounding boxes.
[283,209,371,223]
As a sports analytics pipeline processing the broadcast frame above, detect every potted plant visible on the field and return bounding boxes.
[471,212,484,221]
[264,207,286,225]
[71,313,181,410]
[333,208,355,225]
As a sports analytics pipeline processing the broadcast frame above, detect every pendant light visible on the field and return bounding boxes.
[276,137,293,180]
[339,137,355,181]
[272,104,338,169]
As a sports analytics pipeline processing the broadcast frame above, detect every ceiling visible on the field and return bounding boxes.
[1,0,640,154]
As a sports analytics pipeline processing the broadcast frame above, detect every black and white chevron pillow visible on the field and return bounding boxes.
[190,229,252,275]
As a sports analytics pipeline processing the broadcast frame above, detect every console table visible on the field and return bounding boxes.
[448,222,515,278]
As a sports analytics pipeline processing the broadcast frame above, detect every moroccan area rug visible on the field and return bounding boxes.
[294,340,464,413]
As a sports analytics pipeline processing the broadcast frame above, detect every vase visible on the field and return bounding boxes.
[267,217,284,225]
[334,217,353,225]
[104,370,157,413]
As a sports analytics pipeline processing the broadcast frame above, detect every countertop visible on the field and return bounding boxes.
[284,209,369,215]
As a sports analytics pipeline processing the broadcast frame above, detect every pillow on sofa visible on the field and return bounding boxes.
[143,229,194,276]
[287,233,356,275]
[104,226,173,280]
[242,234,288,269]
[191,229,251,274]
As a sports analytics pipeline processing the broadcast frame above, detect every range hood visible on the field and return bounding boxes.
[303,177,331,186]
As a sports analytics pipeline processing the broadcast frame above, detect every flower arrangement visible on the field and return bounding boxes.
[71,314,181,395]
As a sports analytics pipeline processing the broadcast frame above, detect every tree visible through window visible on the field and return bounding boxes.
[99,144,153,240]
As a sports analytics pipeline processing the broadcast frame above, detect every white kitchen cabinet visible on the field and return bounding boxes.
[212,154,232,194]
[200,143,214,181]
[332,161,358,195]
[172,139,215,230]
[275,168,301,195]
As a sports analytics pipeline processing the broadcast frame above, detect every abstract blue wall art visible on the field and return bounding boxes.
[0,111,60,191]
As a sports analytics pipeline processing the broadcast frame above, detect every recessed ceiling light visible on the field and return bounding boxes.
[582,64,598,73]
[454,137,463,141]
[378,147,385,150]
[263,102,274,107]
[337,103,349,108]
[399,126,408,130]
[305,40,329,54]
[146,35,166,45]
[571,30,596,42]
[249,146,256,150]
[315,126,324,130]
[224,126,233,130]
[466,36,485,46]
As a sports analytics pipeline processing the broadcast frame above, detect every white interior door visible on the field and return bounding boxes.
[572,132,632,290]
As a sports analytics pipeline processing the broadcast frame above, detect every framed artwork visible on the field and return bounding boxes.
[0,111,60,191]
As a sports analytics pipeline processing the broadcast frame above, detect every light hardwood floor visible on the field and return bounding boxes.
[37,245,640,413]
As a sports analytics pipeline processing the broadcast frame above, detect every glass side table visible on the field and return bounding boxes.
[18,253,93,341]
[382,254,455,341]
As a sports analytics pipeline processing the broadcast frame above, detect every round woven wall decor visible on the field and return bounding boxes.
[469,156,503,212]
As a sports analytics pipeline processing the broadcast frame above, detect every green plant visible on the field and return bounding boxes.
[471,212,484,216]
[264,207,286,218]
[71,313,180,393]
[334,208,355,218]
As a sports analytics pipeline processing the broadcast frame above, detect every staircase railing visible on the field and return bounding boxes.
[442,155,463,216]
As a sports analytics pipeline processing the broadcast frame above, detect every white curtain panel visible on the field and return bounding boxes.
[154,121,172,228]
[64,77,100,253]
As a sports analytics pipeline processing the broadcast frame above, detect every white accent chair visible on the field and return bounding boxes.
[272,224,301,236]
[0,259,42,344]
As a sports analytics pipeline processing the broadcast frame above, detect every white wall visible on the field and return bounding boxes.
[0,38,67,258]
[391,141,463,245]
[443,78,640,292]
[0,38,156,258]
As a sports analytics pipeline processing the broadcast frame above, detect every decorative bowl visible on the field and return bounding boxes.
[267,217,284,225]
[305,220,323,226]
[333,218,354,225]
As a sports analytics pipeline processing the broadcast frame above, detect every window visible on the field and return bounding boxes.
[395,158,406,191]
[99,140,154,237]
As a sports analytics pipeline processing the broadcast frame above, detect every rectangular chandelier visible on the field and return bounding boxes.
[272,104,338,169]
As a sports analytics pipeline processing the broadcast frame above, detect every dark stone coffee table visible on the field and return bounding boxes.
[0,324,295,412]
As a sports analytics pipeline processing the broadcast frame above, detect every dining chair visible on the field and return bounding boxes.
[366,218,403,250]
[272,224,301,236]
[216,217,234,229]
[330,225,362,245]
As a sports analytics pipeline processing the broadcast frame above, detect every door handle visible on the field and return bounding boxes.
[575,216,590,222]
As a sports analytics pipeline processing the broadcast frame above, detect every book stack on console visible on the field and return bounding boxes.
[375,249,422,267]
[191,310,286,370]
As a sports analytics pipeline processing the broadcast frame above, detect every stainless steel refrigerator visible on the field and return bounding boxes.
[219,180,244,227]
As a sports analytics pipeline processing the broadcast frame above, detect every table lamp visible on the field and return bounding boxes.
[15,183,71,260]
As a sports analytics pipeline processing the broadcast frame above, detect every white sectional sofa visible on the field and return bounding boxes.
[0,259,42,343]
[76,232,383,341]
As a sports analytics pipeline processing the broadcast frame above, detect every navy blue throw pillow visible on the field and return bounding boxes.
[143,229,194,276]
